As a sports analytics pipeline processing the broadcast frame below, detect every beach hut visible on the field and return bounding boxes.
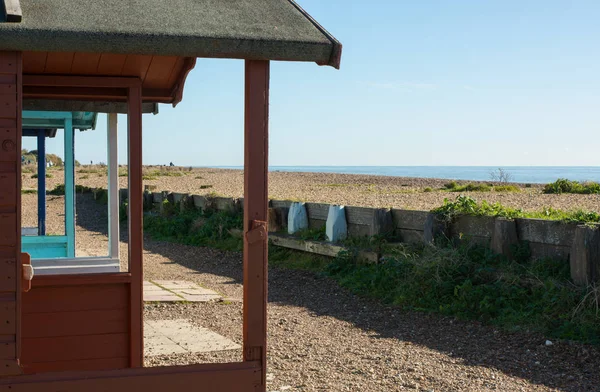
[0,0,341,390]
[21,111,99,261]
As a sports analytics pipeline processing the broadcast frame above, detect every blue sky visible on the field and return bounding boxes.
[24,0,600,166]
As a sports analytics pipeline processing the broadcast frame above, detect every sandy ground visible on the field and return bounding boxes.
[21,165,600,213]
[20,193,600,391]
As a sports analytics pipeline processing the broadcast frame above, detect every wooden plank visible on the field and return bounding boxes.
[22,308,127,338]
[270,234,379,263]
[0,52,17,73]
[0,95,17,117]
[0,83,16,95]
[0,299,16,335]
[2,0,22,23]
[0,341,15,359]
[21,52,47,74]
[23,75,141,88]
[0,362,261,391]
[0,173,16,205]
[22,357,128,374]
[43,52,75,74]
[143,56,178,89]
[107,113,120,260]
[22,333,128,363]
[306,202,329,221]
[97,54,128,76]
[391,209,429,231]
[243,60,269,390]
[23,284,128,313]
[70,53,102,75]
[345,206,375,226]
[0,128,17,163]
[516,218,577,247]
[128,84,144,367]
[0,214,16,246]
[32,272,131,287]
[121,55,153,79]
[270,200,293,209]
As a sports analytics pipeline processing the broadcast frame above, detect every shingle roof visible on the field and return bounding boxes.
[0,0,342,68]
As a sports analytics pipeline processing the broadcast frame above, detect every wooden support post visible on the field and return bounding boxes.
[570,225,600,285]
[107,113,119,260]
[127,84,143,367]
[491,218,519,259]
[64,117,75,257]
[36,129,45,236]
[0,50,23,375]
[242,60,269,391]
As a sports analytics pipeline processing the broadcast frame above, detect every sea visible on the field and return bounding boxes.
[214,166,600,184]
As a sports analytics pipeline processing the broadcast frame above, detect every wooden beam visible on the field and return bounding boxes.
[23,86,173,102]
[242,60,269,391]
[127,85,143,368]
[23,75,141,89]
[36,130,45,236]
[31,273,132,288]
[2,0,22,23]
[107,114,120,261]
[64,117,75,258]
[0,361,261,391]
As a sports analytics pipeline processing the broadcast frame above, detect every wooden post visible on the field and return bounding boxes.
[242,60,269,391]
[107,113,119,260]
[570,225,600,285]
[64,116,75,257]
[127,84,143,367]
[0,50,23,375]
[36,129,45,236]
[491,218,519,259]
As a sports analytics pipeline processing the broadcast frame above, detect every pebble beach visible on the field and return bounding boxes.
[22,165,600,213]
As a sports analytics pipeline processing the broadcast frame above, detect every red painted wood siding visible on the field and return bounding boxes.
[21,283,130,374]
[0,51,22,376]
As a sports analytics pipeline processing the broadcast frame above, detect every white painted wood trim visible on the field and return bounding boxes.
[107,113,120,263]
[32,257,120,276]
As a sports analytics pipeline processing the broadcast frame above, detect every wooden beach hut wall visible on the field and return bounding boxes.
[0,0,341,391]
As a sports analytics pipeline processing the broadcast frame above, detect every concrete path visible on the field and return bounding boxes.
[145,319,240,356]
[144,280,222,302]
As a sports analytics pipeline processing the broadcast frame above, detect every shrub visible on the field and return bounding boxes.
[543,179,600,195]
[423,187,433,193]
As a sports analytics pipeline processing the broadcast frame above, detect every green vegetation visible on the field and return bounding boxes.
[31,173,52,179]
[200,185,213,189]
[118,168,128,177]
[544,179,600,195]
[443,182,520,193]
[433,195,600,225]
[143,207,243,252]
[270,241,600,344]
[423,187,433,193]
[21,189,37,194]
[48,184,93,196]
[81,175,90,179]
[296,226,326,241]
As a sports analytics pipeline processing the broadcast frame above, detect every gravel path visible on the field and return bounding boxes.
[21,195,597,391]
[22,166,600,213]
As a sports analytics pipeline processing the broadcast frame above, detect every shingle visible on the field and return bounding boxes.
[0,0,341,68]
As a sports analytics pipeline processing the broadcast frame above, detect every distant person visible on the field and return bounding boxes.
[169,162,174,167]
